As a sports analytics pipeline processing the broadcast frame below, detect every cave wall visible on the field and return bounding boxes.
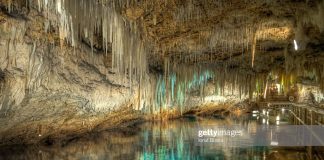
[297,84,324,103]
[0,8,140,145]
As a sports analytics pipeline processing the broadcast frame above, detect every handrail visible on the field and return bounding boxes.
[263,102,324,115]
[261,101,324,159]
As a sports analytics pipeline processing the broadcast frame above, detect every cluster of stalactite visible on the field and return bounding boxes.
[13,1,148,97]
[156,21,291,67]
[4,0,151,82]
[144,56,324,114]
[3,0,323,115]
[2,0,152,111]
[173,0,263,23]
[34,0,149,85]
[171,0,293,67]
[283,46,324,94]
[140,60,264,114]
[150,64,212,114]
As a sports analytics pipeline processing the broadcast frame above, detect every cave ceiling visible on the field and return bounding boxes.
[121,0,324,71]
[1,0,324,73]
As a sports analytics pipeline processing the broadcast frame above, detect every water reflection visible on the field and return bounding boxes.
[0,112,307,160]
[139,117,269,160]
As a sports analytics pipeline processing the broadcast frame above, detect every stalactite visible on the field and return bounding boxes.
[29,0,324,114]
[251,32,257,68]
[6,0,12,13]
[26,41,37,93]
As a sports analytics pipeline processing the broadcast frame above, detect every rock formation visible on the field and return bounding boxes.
[0,0,323,145]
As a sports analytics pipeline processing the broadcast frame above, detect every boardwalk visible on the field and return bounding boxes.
[258,101,324,159]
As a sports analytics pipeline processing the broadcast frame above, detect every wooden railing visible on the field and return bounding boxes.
[258,101,324,159]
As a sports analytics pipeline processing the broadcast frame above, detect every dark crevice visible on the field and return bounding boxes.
[0,69,5,82]
[0,5,29,21]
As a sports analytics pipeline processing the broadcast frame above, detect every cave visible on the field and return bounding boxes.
[0,0,324,159]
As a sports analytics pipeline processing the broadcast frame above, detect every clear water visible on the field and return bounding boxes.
[0,110,307,160]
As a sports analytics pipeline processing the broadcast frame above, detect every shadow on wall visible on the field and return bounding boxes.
[0,69,4,90]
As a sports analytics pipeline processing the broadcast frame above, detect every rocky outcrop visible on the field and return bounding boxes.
[0,7,142,145]
[297,84,324,104]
